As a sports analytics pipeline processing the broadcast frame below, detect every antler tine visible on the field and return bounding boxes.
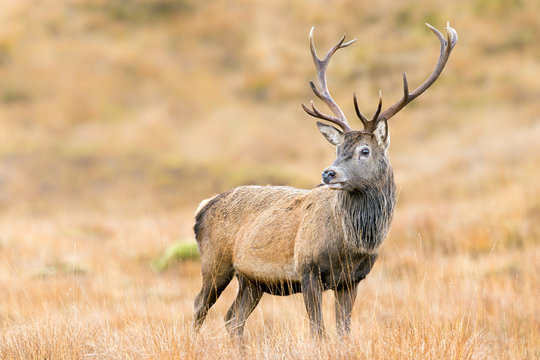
[302,26,356,133]
[372,90,383,122]
[302,101,334,122]
[354,91,383,133]
[301,101,352,132]
[378,22,458,122]
[353,92,369,127]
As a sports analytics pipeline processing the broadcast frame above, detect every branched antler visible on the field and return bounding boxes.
[303,23,458,134]
[301,27,356,133]
[377,22,458,122]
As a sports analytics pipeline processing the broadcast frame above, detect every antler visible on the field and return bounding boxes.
[301,27,356,133]
[353,90,383,133]
[376,22,458,123]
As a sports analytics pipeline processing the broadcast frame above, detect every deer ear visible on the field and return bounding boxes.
[316,122,344,146]
[374,119,390,150]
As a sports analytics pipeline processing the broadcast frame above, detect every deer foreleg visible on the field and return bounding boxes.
[302,271,325,337]
[334,281,358,336]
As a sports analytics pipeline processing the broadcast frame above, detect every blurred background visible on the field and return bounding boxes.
[1,0,539,228]
[0,0,538,357]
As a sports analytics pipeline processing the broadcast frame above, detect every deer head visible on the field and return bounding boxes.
[302,23,458,191]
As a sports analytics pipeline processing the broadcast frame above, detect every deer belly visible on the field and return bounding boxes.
[233,235,299,283]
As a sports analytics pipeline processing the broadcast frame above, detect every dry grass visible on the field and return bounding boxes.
[0,0,539,358]
[0,214,537,359]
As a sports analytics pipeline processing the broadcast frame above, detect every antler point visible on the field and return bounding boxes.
[342,38,357,47]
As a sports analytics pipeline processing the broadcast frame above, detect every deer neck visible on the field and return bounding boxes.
[336,171,396,253]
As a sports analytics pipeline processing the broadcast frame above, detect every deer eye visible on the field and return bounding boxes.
[359,147,370,158]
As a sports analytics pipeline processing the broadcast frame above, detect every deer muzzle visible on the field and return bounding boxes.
[322,166,347,189]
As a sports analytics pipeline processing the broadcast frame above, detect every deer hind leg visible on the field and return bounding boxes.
[192,263,234,332]
[334,253,378,336]
[224,274,264,339]
[302,270,325,338]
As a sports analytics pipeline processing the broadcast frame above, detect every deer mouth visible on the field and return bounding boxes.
[325,181,346,190]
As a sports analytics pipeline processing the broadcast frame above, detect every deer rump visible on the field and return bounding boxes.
[194,183,394,295]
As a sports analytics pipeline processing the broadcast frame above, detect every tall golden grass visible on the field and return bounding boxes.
[0,0,538,358]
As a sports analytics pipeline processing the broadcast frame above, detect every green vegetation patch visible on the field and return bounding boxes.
[153,240,199,272]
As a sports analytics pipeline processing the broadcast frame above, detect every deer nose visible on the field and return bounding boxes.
[322,169,336,184]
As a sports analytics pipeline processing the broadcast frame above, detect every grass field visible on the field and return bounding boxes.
[0,0,538,358]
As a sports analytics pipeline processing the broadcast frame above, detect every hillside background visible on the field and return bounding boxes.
[0,0,538,358]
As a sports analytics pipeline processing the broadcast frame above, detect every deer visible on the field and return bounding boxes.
[192,22,458,339]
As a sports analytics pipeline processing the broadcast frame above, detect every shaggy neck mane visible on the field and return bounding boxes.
[337,170,396,252]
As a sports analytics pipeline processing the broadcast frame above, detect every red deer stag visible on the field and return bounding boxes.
[192,22,458,338]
